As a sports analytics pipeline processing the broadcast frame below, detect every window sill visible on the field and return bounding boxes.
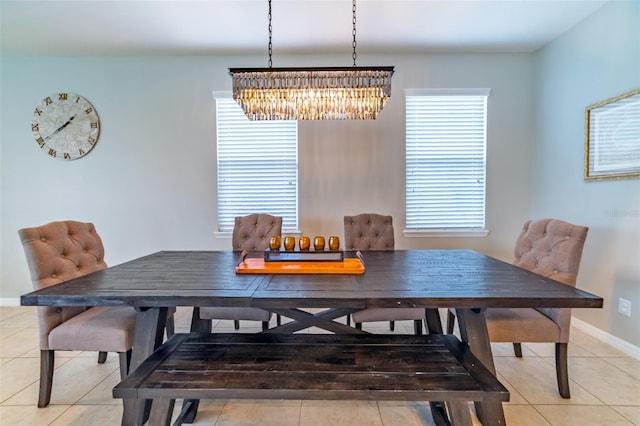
[403,229,490,238]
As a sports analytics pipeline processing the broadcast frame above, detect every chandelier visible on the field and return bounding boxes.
[230,0,394,120]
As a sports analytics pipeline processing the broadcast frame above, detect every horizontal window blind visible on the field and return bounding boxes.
[587,91,640,178]
[405,89,489,230]
[216,95,298,232]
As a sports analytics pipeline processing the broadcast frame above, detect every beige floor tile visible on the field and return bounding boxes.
[494,356,602,405]
[0,404,70,425]
[1,306,639,426]
[570,328,630,357]
[217,403,301,426]
[605,356,640,381]
[49,404,123,425]
[175,399,226,425]
[525,341,596,358]
[492,342,537,357]
[611,405,640,425]
[0,306,36,323]
[0,327,39,357]
[300,401,382,426]
[503,404,552,426]
[497,373,529,405]
[378,403,438,426]
[77,369,122,405]
[5,355,119,406]
[0,357,41,402]
[569,357,640,406]
[535,404,635,426]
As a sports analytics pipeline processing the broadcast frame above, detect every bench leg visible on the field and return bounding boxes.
[148,398,175,426]
[446,401,472,426]
[175,399,199,425]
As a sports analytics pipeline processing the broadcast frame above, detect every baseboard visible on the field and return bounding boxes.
[0,298,20,306]
[572,316,640,360]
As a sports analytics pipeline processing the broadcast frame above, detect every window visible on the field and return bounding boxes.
[405,89,490,234]
[215,94,298,232]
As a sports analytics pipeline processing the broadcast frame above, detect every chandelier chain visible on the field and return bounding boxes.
[352,0,357,67]
[230,0,394,120]
[268,0,273,68]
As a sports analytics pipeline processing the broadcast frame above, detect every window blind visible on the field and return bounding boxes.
[405,89,489,230]
[215,95,298,232]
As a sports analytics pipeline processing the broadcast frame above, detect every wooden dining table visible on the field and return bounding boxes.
[20,249,603,426]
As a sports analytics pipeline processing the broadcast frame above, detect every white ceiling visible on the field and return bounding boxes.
[1,0,609,56]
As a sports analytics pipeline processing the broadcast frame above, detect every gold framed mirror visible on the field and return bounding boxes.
[585,88,640,181]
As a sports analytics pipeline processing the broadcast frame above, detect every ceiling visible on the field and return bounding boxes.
[1,0,609,56]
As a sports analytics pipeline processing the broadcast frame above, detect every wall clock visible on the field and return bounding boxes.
[31,92,100,160]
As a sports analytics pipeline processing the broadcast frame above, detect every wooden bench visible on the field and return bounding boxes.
[113,333,509,426]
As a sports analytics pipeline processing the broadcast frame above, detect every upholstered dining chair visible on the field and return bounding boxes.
[195,213,282,331]
[446,218,589,398]
[18,220,141,407]
[344,213,425,335]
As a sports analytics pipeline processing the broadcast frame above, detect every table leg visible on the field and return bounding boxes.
[456,308,506,426]
[424,308,449,426]
[425,308,443,334]
[121,307,168,426]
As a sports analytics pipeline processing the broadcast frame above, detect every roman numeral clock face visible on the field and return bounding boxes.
[31,93,100,160]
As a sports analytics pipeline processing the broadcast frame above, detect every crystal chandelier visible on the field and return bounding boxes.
[230,0,394,120]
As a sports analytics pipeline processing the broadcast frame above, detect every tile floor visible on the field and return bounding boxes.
[0,306,638,425]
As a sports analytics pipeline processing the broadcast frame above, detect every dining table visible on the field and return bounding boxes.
[20,249,603,426]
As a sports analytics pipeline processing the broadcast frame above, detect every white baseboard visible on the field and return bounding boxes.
[572,316,640,360]
[0,298,20,306]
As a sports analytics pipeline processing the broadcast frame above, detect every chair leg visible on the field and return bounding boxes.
[234,320,240,330]
[189,307,212,333]
[513,343,523,358]
[118,350,132,380]
[262,321,269,331]
[38,350,54,407]
[97,351,108,364]
[446,309,456,334]
[346,315,351,326]
[355,322,363,330]
[556,342,571,398]
[277,314,282,326]
[389,320,395,331]
[413,319,423,335]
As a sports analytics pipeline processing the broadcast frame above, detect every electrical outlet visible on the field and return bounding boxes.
[618,298,631,317]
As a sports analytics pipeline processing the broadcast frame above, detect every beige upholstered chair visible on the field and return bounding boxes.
[446,218,589,398]
[197,213,282,331]
[18,221,138,407]
[344,213,425,335]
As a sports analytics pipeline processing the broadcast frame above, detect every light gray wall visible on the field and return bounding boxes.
[1,52,533,301]
[533,0,640,346]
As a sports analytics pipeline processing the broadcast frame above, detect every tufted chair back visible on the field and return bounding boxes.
[514,218,588,287]
[513,218,588,342]
[343,213,394,251]
[232,213,282,252]
[18,221,108,349]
